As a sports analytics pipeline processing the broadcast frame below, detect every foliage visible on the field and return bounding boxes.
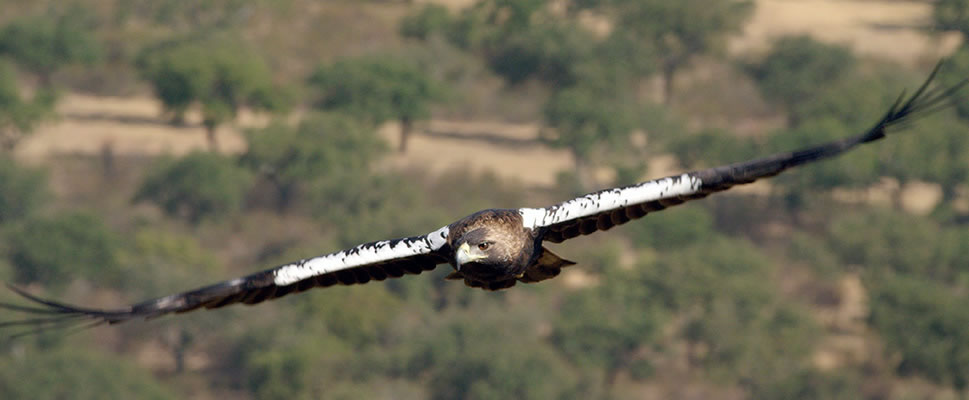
[880,109,969,192]
[113,0,258,31]
[137,36,283,148]
[134,152,251,224]
[582,0,754,103]
[120,228,222,296]
[665,127,759,169]
[936,45,969,121]
[542,81,637,185]
[642,237,819,381]
[0,155,48,224]
[309,55,444,151]
[0,59,56,151]
[748,35,855,122]
[414,315,581,400]
[4,211,121,288]
[826,210,969,283]
[621,205,717,250]
[444,0,597,87]
[0,347,175,400]
[481,20,596,87]
[242,113,386,211]
[552,266,664,391]
[0,6,102,86]
[308,56,439,120]
[746,368,862,400]
[933,0,969,40]
[868,276,969,389]
[400,4,453,41]
[311,172,447,248]
[766,116,881,191]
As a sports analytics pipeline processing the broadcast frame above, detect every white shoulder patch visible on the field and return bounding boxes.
[272,225,450,286]
[519,173,702,230]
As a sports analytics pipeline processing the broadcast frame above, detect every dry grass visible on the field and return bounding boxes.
[732,0,961,64]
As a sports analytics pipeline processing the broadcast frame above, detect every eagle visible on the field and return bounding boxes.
[1,63,966,336]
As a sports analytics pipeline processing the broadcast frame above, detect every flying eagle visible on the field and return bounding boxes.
[1,64,966,336]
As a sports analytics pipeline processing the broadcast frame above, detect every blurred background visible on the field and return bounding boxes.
[1,0,968,399]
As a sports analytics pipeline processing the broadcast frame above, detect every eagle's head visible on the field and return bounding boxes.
[453,227,517,281]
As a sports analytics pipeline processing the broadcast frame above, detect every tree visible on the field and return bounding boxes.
[138,38,284,150]
[0,155,48,224]
[868,276,969,390]
[0,8,102,87]
[552,265,665,394]
[584,0,754,104]
[0,347,175,400]
[309,55,444,152]
[242,113,387,212]
[4,211,122,288]
[934,0,969,41]
[749,35,855,125]
[827,210,969,282]
[641,237,819,382]
[542,82,637,188]
[310,172,447,248]
[937,44,969,121]
[133,152,251,224]
[399,4,452,41]
[0,59,55,151]
[440,0,598,87]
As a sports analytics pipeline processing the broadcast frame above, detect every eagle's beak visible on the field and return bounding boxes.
[455,242,486,270]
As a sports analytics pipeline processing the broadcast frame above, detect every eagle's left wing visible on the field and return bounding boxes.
[0,226,451,336]
[523,63,965,243]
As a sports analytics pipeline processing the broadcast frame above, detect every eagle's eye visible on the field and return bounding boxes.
[477,242,492,251]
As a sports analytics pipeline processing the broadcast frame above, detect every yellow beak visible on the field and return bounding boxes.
[455,242,486,269]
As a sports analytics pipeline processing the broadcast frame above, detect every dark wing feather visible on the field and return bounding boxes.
[0,227,450,336]
[524,62,967,243]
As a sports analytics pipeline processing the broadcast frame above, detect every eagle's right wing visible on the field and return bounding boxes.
[1,226,451,336]
[522,62,966,243]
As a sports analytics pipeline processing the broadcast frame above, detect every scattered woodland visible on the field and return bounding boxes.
[2,0,969,399]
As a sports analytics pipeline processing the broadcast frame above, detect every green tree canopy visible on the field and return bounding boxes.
[0,7,102,86]
[581,0,754,104]
[309,55,444,152]
[133,152,251,224]
[0,155,48,224]
[749,35,856,125]
[933,0,969,40]
[242,113,387,212]
[399,4,453,41]
[827,210,969,282]
[552,264,665,393]
[642,237,819,382]
[542,81,638,188]
[0,59,55,151]
[442,0,599,87]
[937,44,969,121]
[868,276,969,390]
[4,211,122,288]
[138,37,284,150]
[0,348,175,400]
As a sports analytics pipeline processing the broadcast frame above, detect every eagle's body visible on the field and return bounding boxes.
[445,209,540,286]
[1,63,966,336]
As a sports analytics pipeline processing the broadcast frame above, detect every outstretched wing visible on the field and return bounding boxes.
[522,63,966,243]
[1,226,451,335]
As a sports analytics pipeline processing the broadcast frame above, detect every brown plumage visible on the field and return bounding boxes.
[444,209,573,290]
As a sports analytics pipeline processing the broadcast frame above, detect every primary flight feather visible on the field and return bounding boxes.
[2,62,966,336]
